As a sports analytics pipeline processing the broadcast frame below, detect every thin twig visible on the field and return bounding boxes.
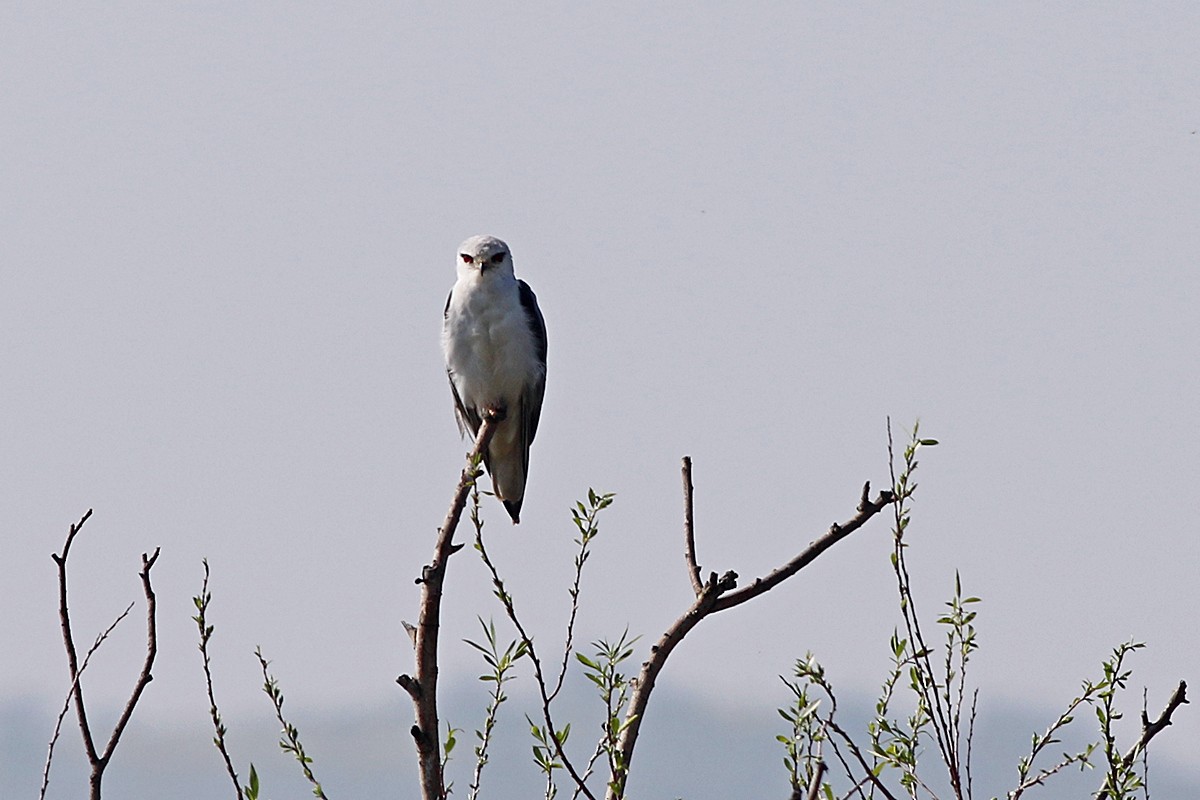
[398,413,502,800]
[887,419,959,791]
[194,559,244,800]
[464,614,523,800]
[466,673,502,800]
[40,600,134,800]
[257,649,329,799]
[814,717,868,800]
[570,740,609,800]
[681,457,702,597]
[822,733,873,800]
[551,497,607,702]
[711,481,895,613]
[823,717,902,800]
[51,510,98,768]
[474,507,598,800]
[552,567,586,702]
[966,688,978,800]
[1008,692,1099,800]
[103,548,161,763]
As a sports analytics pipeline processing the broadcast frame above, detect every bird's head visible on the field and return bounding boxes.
[457,235,513,280]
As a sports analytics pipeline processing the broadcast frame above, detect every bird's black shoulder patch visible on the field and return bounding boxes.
[517,280,547,365]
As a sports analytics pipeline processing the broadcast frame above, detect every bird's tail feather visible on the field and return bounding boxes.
[487,425,527,525]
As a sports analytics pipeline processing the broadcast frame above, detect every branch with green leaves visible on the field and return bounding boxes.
[470,486,614,800]
[463,617,528,800]
[576,630,639,796]
[773,424,1188,800]
[257,647,329,799]
[193,559,251,800]
[192,559,263,800]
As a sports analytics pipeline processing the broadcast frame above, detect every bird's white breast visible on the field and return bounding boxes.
[443,275,542,412]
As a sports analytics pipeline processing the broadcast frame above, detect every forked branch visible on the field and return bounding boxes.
[1095,680,1189,800]
[40,600,134,800]
[606,461,895,799]
[50,510,161,800]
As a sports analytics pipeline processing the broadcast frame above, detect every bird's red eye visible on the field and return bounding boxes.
[490,252,505,264]
[460,253,474,264]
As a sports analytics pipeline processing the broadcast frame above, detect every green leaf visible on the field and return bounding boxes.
[246,764,260,800]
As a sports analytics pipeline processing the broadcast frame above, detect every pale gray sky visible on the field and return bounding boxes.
[4,2,1199,797]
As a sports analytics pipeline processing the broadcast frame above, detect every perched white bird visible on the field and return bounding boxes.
[442,235,547,524]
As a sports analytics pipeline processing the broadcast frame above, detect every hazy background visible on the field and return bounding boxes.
[4,2,1198,797]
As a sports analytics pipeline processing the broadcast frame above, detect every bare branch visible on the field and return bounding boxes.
[50,510,160,800]
[40,600,134,800]
[608,570,732,799]
[1134,680,1188,756]
[823,716,902,800]
[51,509,99,768]
[1095,680,1189,800]
[605,464,895,800]
[102,548,160,763]
[966,688,979,800]
[681,457,702,597]
[399,413,502,800]
[712,482,895,613]
[570,739,609,800]
[803,759,827,800]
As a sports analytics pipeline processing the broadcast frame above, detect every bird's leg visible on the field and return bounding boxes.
[483,405,507,423]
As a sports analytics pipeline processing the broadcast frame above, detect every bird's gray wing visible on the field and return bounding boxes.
[517,279,547,444]
[448,375,482,439]
[445,290,482,438]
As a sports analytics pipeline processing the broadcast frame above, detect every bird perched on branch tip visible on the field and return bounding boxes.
[442,235,547,524]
